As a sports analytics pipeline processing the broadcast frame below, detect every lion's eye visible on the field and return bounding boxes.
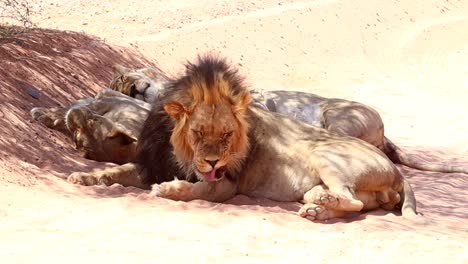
[223,131,233,140]
[192,129,203,137]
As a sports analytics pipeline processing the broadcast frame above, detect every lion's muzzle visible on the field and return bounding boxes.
[201,166,226,182]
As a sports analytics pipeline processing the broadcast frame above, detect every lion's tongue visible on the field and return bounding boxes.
[203,168,217,182]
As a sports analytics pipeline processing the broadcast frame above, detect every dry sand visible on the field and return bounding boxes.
[1,0,467,263]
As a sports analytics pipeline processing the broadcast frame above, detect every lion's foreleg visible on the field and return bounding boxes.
[68,162,149,189]
[151,178,237,202]
[31,107,69,133]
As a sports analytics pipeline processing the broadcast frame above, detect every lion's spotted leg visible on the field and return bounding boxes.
[152,178,237,203]
[68,162,149,189]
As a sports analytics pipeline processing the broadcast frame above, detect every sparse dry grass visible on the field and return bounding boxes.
[0,0,34,38]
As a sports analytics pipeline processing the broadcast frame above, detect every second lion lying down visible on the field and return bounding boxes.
[70,55,418,221]
[31,89,151,164]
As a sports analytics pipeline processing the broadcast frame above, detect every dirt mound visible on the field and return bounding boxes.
[0,28,159,184]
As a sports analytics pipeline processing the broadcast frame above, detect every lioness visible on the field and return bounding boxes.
[31,89,151,164]
[69,55,418,221]
[109,64,168,103]
[252,90,467,174]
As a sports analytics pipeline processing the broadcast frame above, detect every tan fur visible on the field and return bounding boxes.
[64,56,419,221]
[31,89,150,164]
[151,56,418,221]
[68,162,148,189]
[109,64,168,103]
[252,89,468,174]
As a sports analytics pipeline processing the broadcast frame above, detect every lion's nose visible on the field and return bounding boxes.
[205,159,219,168]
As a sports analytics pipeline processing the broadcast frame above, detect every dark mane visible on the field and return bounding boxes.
[136,95,188,184]
[167,54,248,106]
[136,54,247,184]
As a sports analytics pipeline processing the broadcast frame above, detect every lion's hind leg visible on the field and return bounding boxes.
[304,184,365,211]
[319,185,364,211]
[300,185,391,220]
[354,189,401,211]
[299,184,358,221]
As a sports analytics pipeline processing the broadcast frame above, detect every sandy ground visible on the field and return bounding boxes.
[1,0,467,263]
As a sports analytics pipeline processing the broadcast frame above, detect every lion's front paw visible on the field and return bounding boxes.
[30,107,47,120]
[31,107,63,128]
[68,172,103,186]
[150,181,193,201]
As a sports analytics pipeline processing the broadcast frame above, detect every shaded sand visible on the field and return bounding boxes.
[1,0,467,263]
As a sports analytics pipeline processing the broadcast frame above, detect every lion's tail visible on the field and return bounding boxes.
[399,178,417,217]
[383,137,468,174]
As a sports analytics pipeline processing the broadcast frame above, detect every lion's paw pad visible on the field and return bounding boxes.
[299,203,331,221]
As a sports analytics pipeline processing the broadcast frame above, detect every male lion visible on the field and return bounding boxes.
[69,55,418,221]
[109,63,468,174]
[31,89,150,164]
[109,64,168,103]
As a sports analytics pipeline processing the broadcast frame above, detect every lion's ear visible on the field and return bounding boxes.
[107,125,137,145]
[113,64,130,77]
[65,107,92,132]
[233,91,252,114]
[164,101,187,120]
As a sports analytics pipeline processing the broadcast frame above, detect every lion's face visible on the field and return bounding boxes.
[66,107,137,164]
[186,103,240,181]
[110,65,161,103]
[161,54,252,182]
[165,97,251,182]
